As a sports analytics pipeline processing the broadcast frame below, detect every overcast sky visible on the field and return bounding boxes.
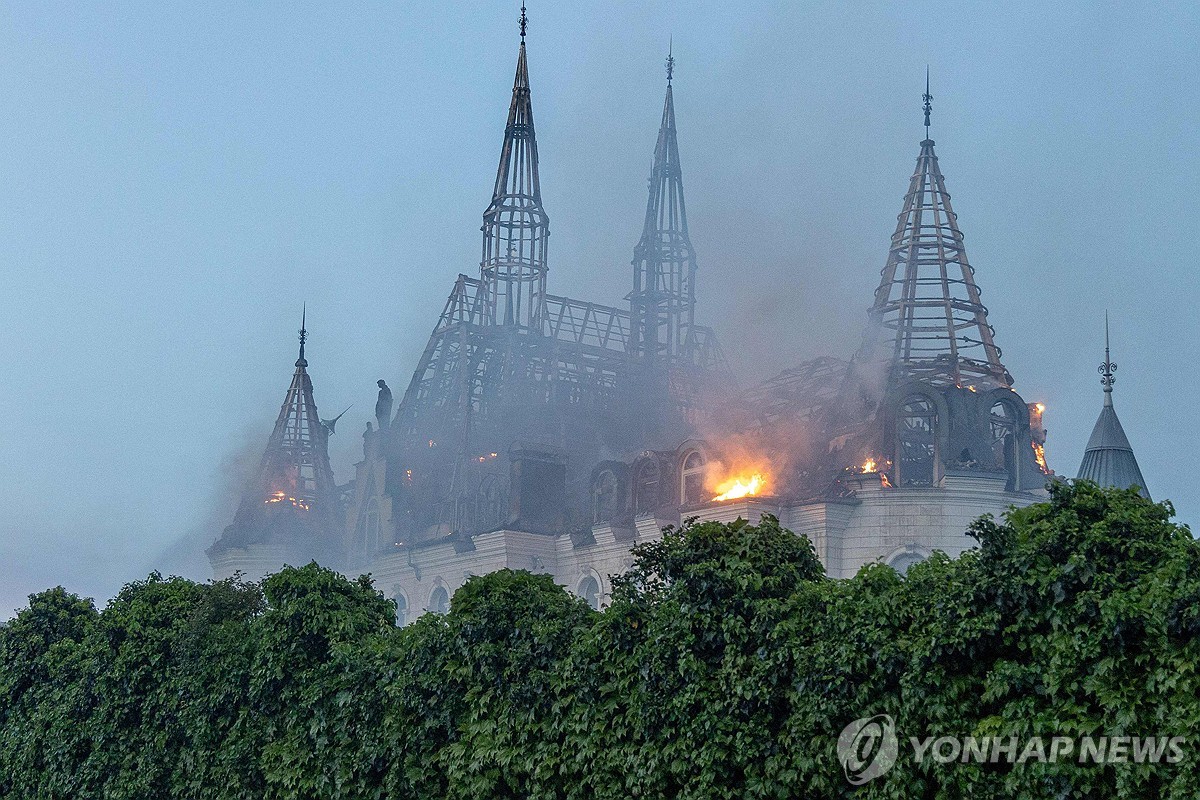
[1,2,1196,618]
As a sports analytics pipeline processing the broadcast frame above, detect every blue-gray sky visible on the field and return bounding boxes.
[1,2,1196,617]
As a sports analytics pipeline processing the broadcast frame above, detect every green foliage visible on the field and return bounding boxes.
[1,482,1197,798]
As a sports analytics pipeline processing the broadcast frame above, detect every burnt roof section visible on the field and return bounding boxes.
[212,316,341,553]
[860,78,1011,390]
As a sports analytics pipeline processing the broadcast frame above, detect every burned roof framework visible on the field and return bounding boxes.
[859,79,1011,390]
[729,82,1046,500]
[377,24,730,546]
[216,39,1062,575]
[211,312,342,557]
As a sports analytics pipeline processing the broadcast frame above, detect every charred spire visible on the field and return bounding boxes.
[629,47,697,363]
[860,80,1011,389]
[210,315,341,558]
[481,10,549,329]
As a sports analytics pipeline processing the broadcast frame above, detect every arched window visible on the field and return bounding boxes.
[989,401,1014,444]
[577,575,601,610]
[363,497,381,555]
[898,397,936,487]
[634,459,661,514]
[592,469,618,524]
[429,586,450,615]
[394,592,408,627]
[888,551,924,575]
[990,401,1017,488]
[680,451,706,505]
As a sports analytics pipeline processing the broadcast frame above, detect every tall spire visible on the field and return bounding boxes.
[1077,315,1149,497]
[860,79,1010,389]
[629,46,697,362]
[481,4,549,329]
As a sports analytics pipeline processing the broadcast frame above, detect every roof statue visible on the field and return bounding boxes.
[375,380,393,429]
[859,73,1011,390]
[1077,314,1149,497]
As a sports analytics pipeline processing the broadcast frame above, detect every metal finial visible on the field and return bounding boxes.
[298,304,308,362]
[666,38,674,84]
[1098,311,1117,404]
[922,66,932,135]
[519,3,527,40]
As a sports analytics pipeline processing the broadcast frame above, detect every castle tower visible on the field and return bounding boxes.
[861,75,1011,390]
[825,78,1048,493]
[209,313,343,578]
[629,47,697,363]
[1077,316,1149,497]
[481,4,549,329]
[357,20,729,551]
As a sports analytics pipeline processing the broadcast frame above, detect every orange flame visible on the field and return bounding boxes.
[711,473,766,502]
[1032,442,1048,474]
[861,458,877,473]
[264,490,310,511]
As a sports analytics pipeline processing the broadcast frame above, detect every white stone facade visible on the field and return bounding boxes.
[364,471,1042,619]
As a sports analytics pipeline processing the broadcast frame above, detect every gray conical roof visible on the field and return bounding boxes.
[1077,404,1148,498]
[1076,321,1149,498]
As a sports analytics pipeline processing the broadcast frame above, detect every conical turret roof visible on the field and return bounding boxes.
[1077,318,1149,498]
[255,323,335,507]
[211,314,342,555]
[862,79,1010,389]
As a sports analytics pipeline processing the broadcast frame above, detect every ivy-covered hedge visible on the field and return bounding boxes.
[2,481,1197,798]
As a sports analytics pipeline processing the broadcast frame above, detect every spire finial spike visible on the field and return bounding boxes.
[519,3,527,41]
[922,66,932,136]
[666,38,674,84]
[298,303,308,364]
[1105,310,1110,360]
[1099,310,1116,406]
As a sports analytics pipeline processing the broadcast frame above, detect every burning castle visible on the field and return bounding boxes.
[209,18,1144,613]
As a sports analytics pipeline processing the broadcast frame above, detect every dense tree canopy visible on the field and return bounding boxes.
[1,481,1196,798]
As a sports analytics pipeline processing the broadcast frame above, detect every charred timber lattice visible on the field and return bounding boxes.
[864,76,1011,390]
